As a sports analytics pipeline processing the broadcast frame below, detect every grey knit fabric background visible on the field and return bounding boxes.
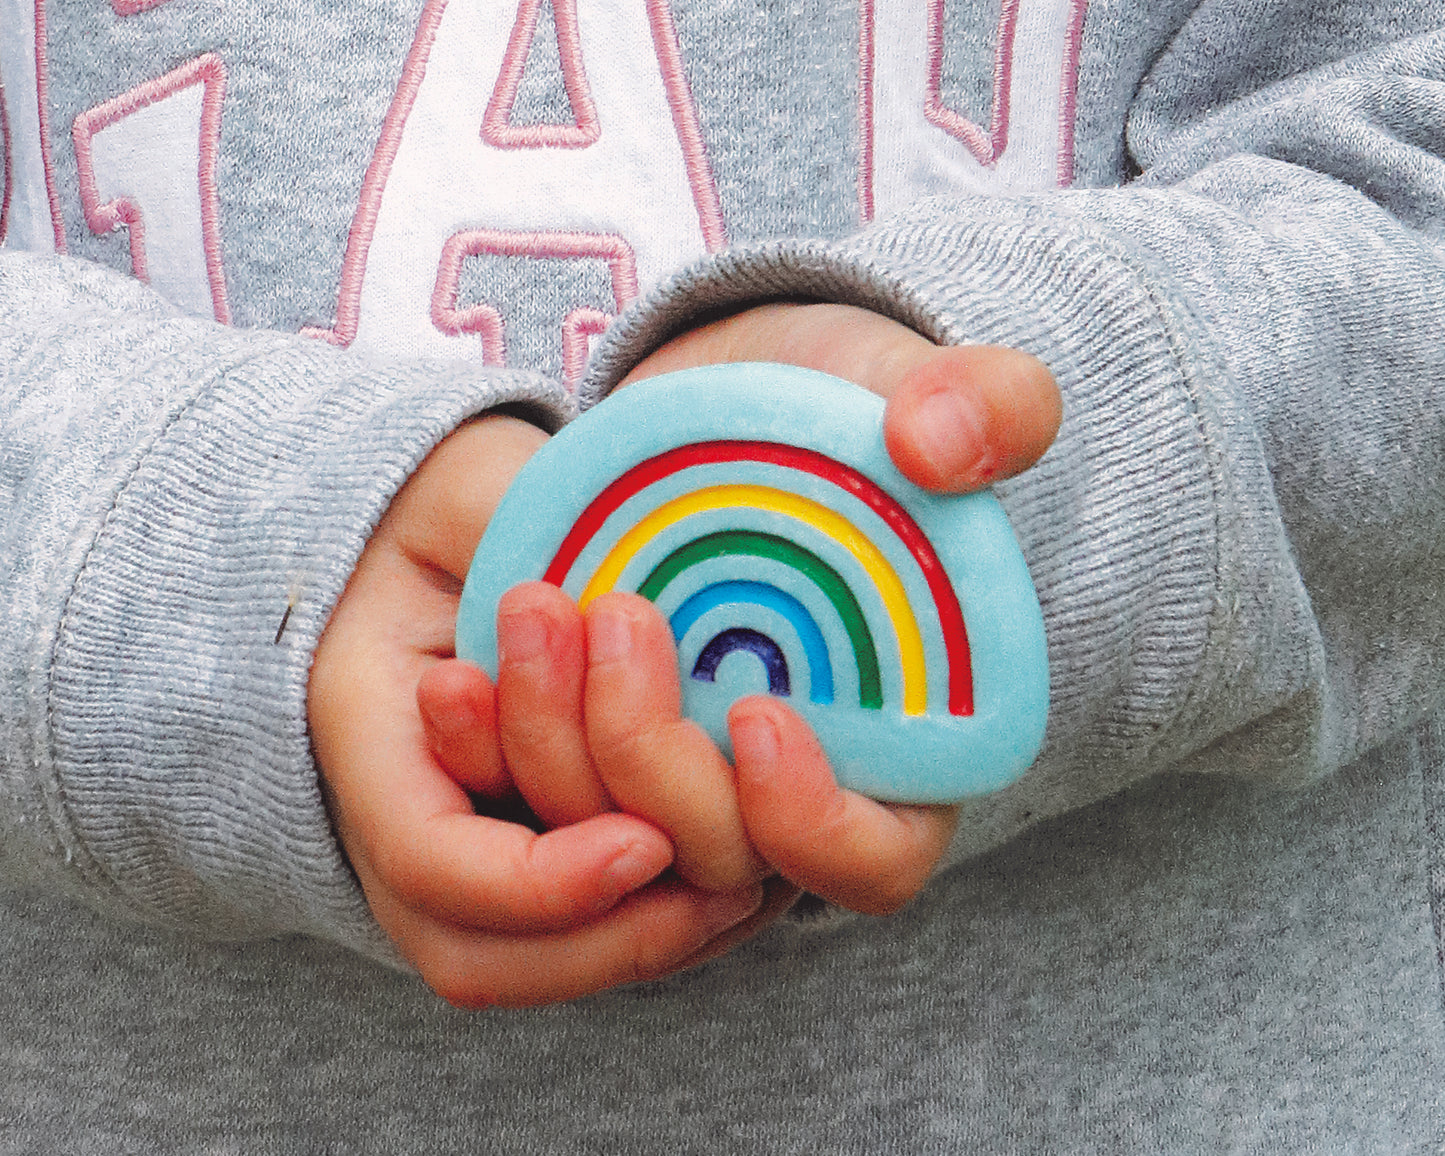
[3,723,1441,1151]
[2,0,1443,1148]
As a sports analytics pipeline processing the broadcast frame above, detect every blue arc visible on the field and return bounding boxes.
[669,580,835,705]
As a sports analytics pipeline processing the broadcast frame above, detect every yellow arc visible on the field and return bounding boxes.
[577,484,928,716]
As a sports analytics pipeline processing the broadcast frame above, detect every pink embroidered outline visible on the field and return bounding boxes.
[34,0,67,250]
[923,0,1018,166]
[1,81,12,243]
[112,0,174,14]
[71,53,232,324]
[857,0,876,223]
[1056,0,1088,187]
[482,0,600,149]
[430,228,636,379]
[644,0,726,252]
[309,0,724,347]
[300,0,449,344]
[858,0,1089,220]
[561,307,611,393]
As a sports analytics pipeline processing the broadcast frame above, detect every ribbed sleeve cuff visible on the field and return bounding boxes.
[584,201,1318,859]
[45,332,567,956]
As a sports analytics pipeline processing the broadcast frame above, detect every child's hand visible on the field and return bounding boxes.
[422,305,1060,920]
[621,302,1061,493]
[463,580,771,893]
[600,302,1061,911]
[309,416,769,1008]
[499,586,971,913]
[421,584,956,917]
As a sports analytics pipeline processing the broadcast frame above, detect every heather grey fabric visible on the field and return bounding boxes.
[2,721,1441,1152]
[0,251,567,955]
[2,0,1443,1148]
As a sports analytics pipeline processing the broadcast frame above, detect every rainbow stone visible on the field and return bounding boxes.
[455,363,1048,804]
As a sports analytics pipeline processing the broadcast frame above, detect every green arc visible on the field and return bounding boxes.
[637,530,883,710]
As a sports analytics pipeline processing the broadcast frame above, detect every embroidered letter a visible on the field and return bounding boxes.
[314,0,725,383]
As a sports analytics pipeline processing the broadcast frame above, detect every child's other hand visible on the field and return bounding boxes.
[421,583,958,918]
[578,590,962,916]
[420,582,803,959]
[472,580,772,894]
[621,302,1061,493]
[604,303,1062,912]
[309,417,769,1008]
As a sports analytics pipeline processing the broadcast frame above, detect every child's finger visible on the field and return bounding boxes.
[495,582,613,826]
[883,344,1061,492]
[728,697,959,914]
[583,593,768,892]
[366,809,678,933]
[416,659,512,798]
[391,878,767,1010]
[322,660,676,933]
[670,876,803,973]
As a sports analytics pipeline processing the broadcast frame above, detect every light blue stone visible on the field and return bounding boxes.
[456,363,1048,803]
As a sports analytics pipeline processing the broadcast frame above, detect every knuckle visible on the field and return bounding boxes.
[413,945,499,1011]
[500,714,587,781]
[620,939,671,988]
[587,715,661,782]
[501,707,568,752]
[518,841,588,925]
[855,883,912,917]
[850,861,927,916]
[805,793,855,851]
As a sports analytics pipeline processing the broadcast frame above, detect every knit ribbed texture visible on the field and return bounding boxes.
[2,251,569,950]
[3,2,1445,1148]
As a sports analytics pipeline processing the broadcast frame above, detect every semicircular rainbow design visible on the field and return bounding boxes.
[639,529,879,709]
[542,440,973,717]
[670,579,834,705]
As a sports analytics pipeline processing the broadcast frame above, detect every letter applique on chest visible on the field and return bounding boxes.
[308,0,726,391]
[305,0,1085,386]
[11,0,1086,374]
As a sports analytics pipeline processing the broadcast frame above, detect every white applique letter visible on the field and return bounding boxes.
[318,0,724,374]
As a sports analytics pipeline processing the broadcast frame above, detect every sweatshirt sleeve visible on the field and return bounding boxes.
[583,20,1445,857]
[0,249,569,956]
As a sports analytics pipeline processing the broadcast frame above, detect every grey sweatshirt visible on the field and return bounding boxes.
[1,0,1443,1149]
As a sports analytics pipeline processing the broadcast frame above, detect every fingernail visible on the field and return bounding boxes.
[605,839,666,893]
[497,610,548,665]
[730,712,779,769]
[912,389,986,481]
[588,603,634,665]
[419,693,468,737]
